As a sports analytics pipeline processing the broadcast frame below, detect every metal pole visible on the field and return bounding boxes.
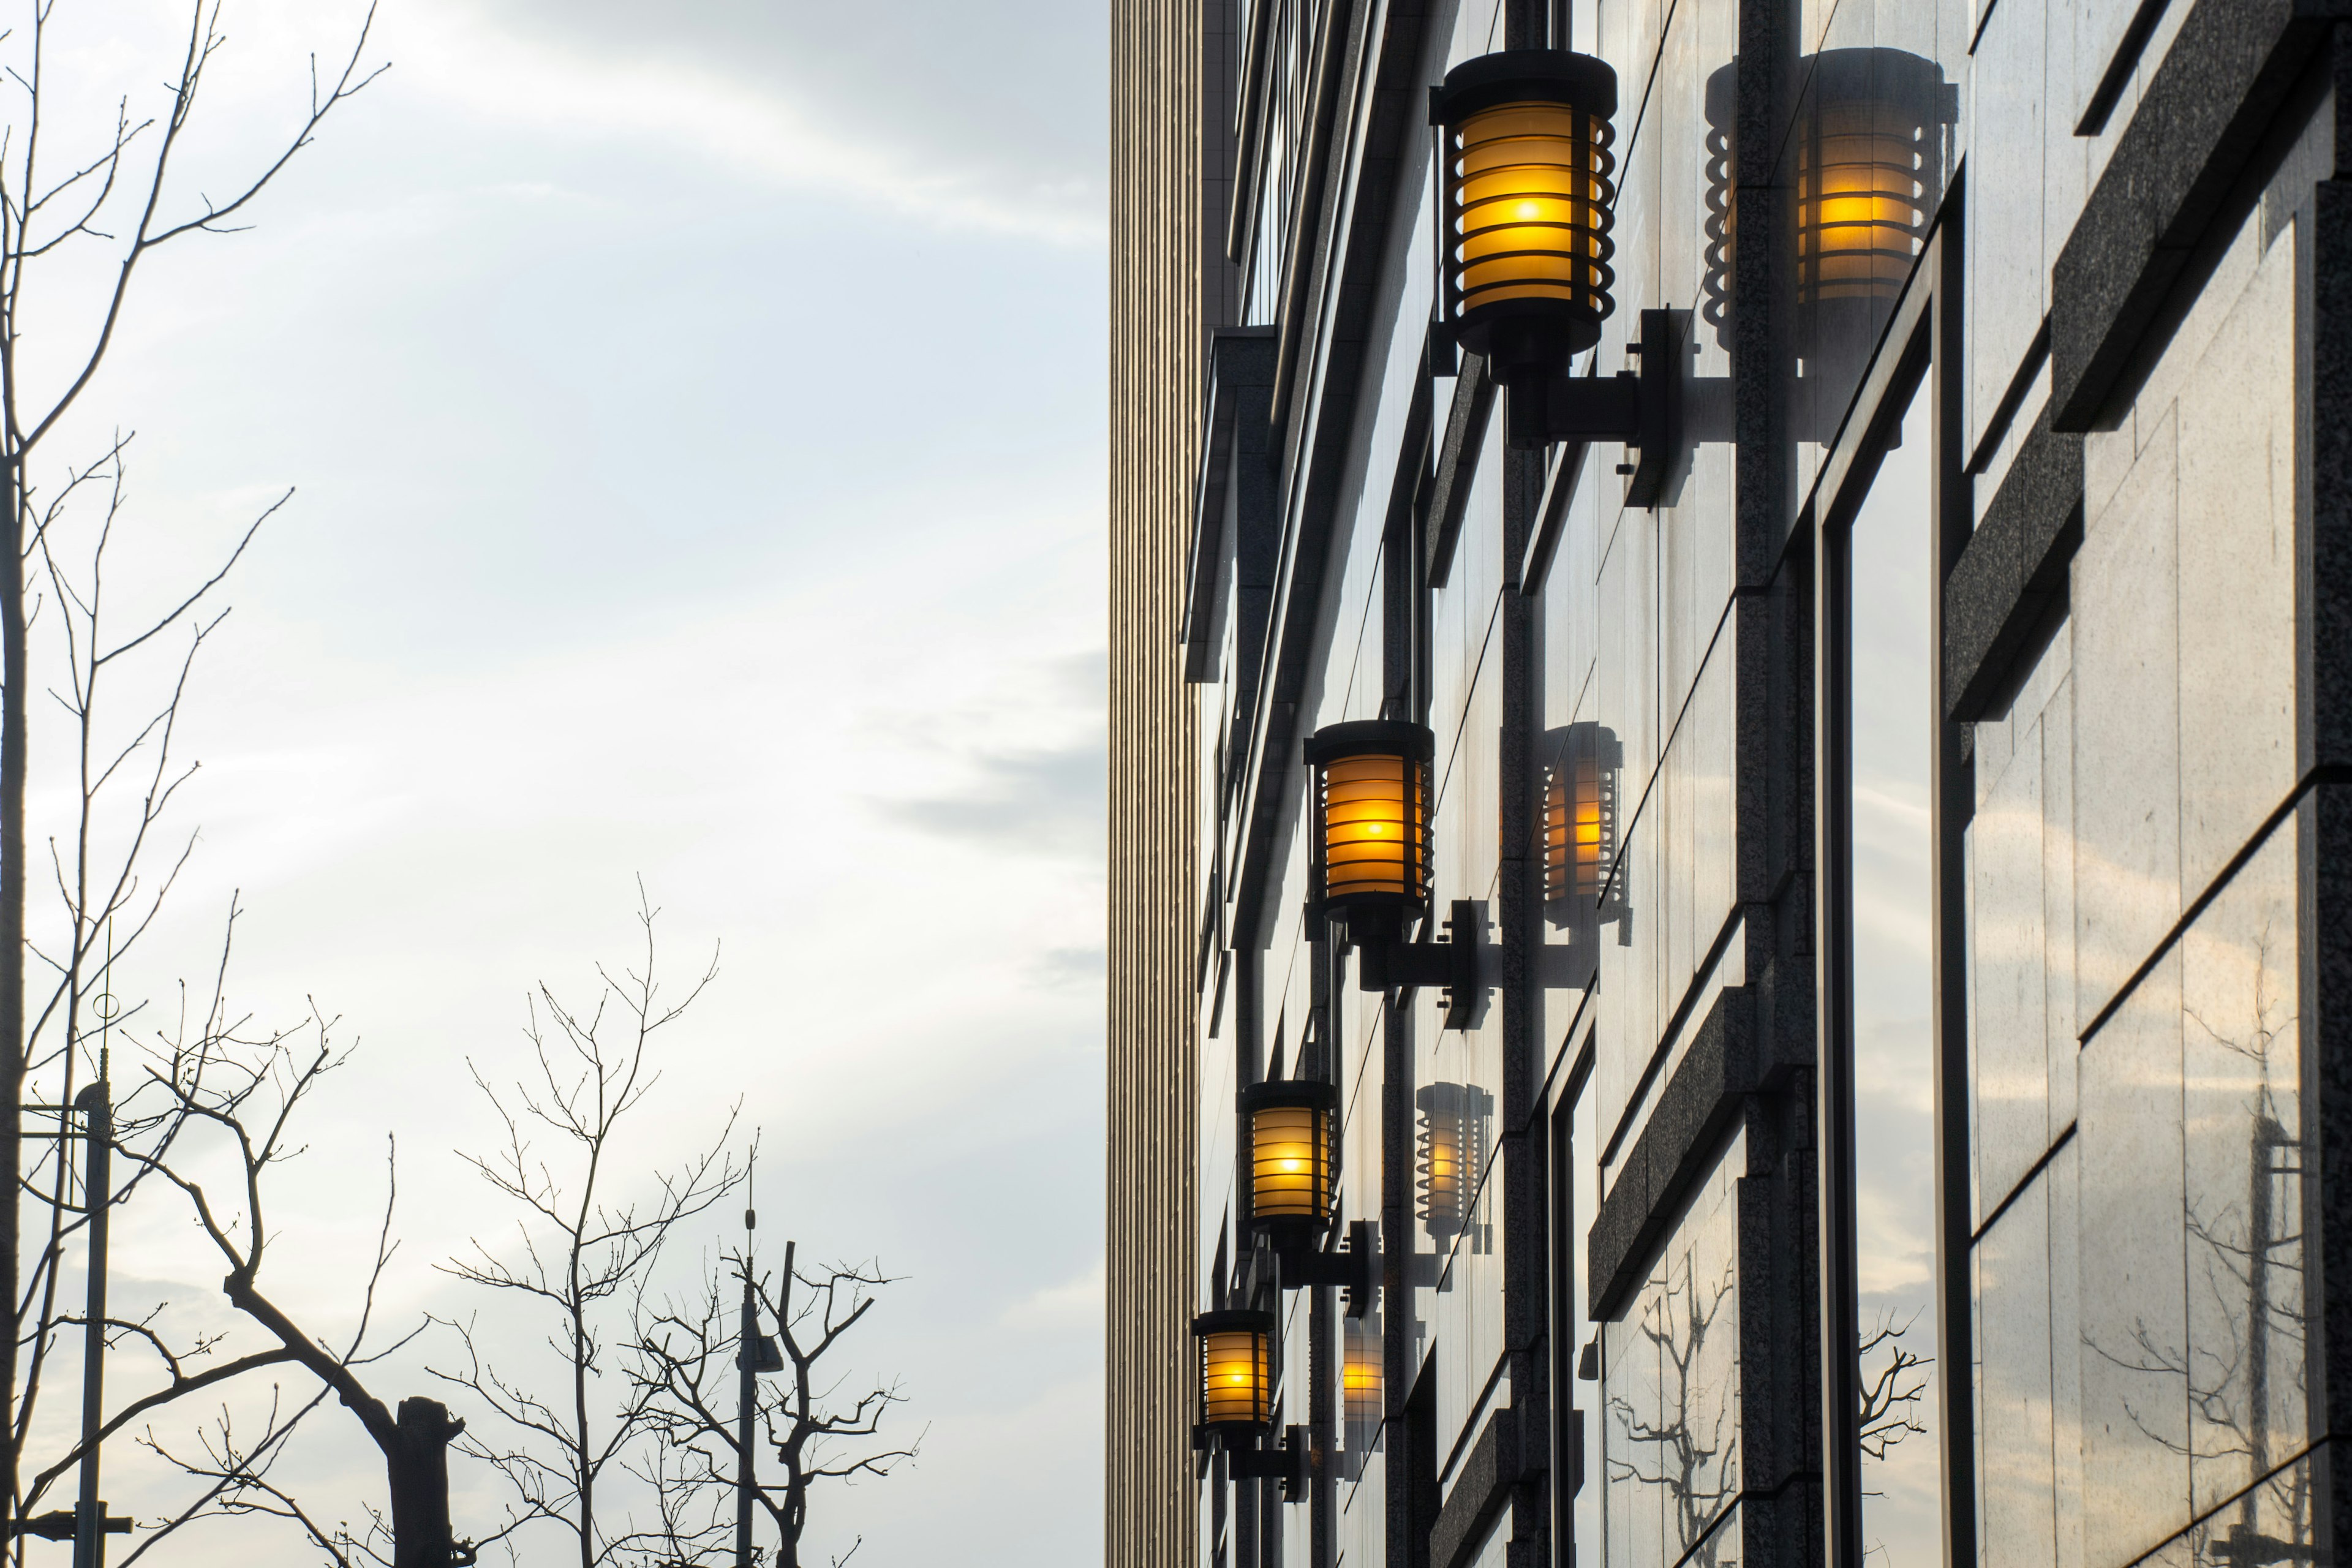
[72,1079,110,1568]
[736,1261,756,1568]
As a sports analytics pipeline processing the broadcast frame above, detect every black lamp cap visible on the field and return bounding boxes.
[1432,48,1618,126]
[1194,1307,1276,1338]
[1303,718,1435,767]
[1240,1079,1340,1117]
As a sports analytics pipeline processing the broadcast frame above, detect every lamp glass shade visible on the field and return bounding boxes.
[1195,1310,1275,1433]
[1242,1080,1338,1229]
[1306,720,1434,918]
[1451,102,1613,321]
[1433,51,1621,368]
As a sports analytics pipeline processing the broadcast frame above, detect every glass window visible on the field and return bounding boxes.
[1836,380,1943,1565]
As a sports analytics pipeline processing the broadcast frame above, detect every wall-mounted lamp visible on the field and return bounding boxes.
[1426,49,1691,504]
[1196,1309,1275,1436]
[1240,1080,1378,1311]
[1243,1080,1336,1233]
[1431,50,1618,382]
[1415,1082,1494,1246]
[1308,719,1431,925]
[1305,720,1477,1024]
[1193,1309,1306,1498]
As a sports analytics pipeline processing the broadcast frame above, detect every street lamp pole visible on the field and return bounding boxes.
[70,1075,110,1568]
[737,1253,756,1568]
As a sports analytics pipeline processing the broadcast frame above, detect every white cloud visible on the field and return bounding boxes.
[387,0,1106,244]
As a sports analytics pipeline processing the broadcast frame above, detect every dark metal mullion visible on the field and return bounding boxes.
[1311,884,1339,1568]
[1550,1095,1576,1568]
[1928,195,1981,1568]
[1815,496,1864,1568]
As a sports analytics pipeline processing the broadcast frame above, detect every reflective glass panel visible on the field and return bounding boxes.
[1846,382,1940,1564]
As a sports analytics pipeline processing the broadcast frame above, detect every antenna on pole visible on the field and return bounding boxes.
[735,1137,771,1568]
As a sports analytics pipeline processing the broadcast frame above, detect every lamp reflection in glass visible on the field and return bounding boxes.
[1701,62,1737,352]
[1194,1309,1276,1438]
[1342,1312,1381,1479]
[1415,1082,1493,1248]
[1792,49,1954,392]
[1241,1080,1339,1237]
[1542,722,1624,931]
[1306,720,1433,943]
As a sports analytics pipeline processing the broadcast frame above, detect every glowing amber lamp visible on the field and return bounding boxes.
[1242,1080,1339,1232]
[1434,50,1620,376]
[1195,1310,1276,1435]
[1305,720,1433,923]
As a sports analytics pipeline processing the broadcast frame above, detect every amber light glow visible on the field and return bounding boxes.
[1322,755,1419,900]
[1196,1311,1275,1433]
[1306,720,1433,919]
[1432,50,1621,371]
[1451,100,1615,325]
[1243,1080,1338,1230]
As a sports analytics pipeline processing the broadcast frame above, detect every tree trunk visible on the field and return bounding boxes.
[2,454,25,1542]
[388,1398,464,1568]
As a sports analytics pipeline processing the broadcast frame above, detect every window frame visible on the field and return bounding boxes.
[1804,197,1977,1568]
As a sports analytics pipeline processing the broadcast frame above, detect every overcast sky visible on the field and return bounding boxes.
[14,1,1109,1562]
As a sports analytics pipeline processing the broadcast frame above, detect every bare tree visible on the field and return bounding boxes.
[631,1244,921,1568]
[0,0,385,1536]
[433,892,744,1567]
[116,963,491,1568]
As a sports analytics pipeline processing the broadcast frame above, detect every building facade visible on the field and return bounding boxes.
[1109,1,2352,1567]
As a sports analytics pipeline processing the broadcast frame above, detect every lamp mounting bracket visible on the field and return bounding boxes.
[1512,306,1727,509]
[1226,1425,1311,1499]
[1357,899,1480,1028]
[1277,1219,1379,1316]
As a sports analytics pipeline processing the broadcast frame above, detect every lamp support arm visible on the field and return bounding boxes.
[1518,306,1732,508]
[1227,1426,1311,1501]
[1277,1221,1380,1316]
[1355,900,1481,1028]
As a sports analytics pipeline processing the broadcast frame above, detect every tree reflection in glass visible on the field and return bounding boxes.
[2084,835,2311,1564]
[1846,375,1939,1566]
[1602,1145,1742,1565]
